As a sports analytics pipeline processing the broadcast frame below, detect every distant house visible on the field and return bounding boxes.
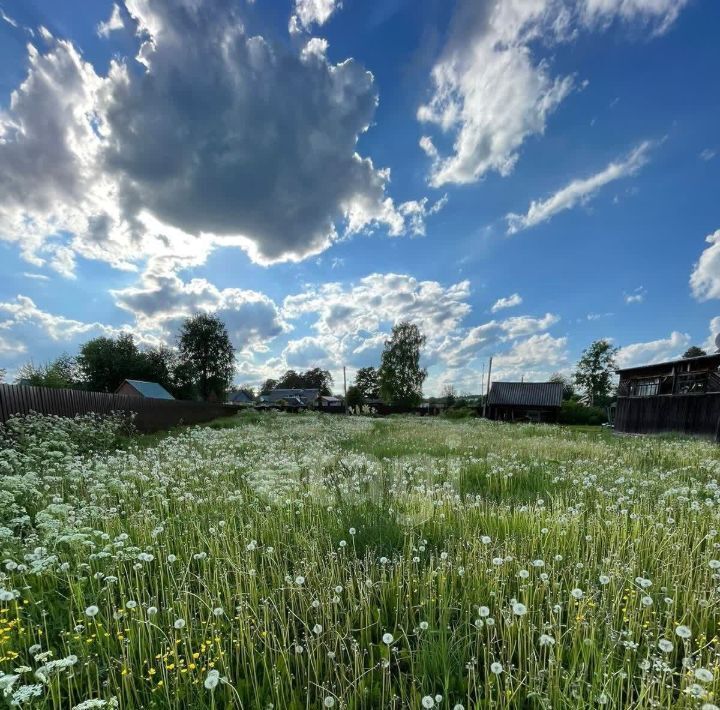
[228,389,254,406]
[115,379,175,400]
[258,388,320,407]
[317,395,344,411]
[486,382,563,422]
[615,353,720,437]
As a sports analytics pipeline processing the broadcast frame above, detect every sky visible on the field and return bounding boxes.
[0,0,718,396]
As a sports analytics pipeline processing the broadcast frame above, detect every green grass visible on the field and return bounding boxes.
[2,413,720,708]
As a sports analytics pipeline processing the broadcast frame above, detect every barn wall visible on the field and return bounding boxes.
[615,394,720,438]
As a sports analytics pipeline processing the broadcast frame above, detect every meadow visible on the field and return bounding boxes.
[1,411,720,708]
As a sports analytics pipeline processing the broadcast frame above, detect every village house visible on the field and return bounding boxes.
[615,353,720,437]
[486,381,563,423]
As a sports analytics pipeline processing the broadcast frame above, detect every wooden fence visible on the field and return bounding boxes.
[615,393,720,439]
[0,383,236,433]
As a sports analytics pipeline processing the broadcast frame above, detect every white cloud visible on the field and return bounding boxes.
[418,0,686,186]
[0,0,438,279]
[616,331,690,368]
[112,266,289,350]
[700,148,716,162]
[705,317,720,353]
[491,293,523,313]
[0,295,119,342]
[691,230,720,301]
[581,0,690,35]
[624,285,647,304]
[506,141,652,233]
[291,0,341,32]
[97,4,125,37]
[492,333,568,378]
[0,334,26,355]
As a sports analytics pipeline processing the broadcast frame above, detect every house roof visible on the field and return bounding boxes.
[119,379,175,400]
[487,381,563,408]
[229,390,254,402]
[616,353,720,375]
[263,388,320,402]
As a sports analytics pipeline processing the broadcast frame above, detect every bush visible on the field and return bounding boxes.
[558,399,607,425]
[443,406,476,419]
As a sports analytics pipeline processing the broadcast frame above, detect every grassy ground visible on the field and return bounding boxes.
[2,412,720,708]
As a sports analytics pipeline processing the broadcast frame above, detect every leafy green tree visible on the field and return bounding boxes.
[345,385,363,409]
[0,367,6,383]
[378,321,427,408]
[78,334,141,392]
[574,340,618,407]
[354,366,380,401]
[17,354,80,389]
[683,346,707,358]
[299,367,333,395]
[550,372,576,401]
[260,378,278,394]
[441,383,457,407]
[177,314,235,401]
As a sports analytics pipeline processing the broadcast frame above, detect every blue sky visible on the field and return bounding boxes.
[0,0,718,395]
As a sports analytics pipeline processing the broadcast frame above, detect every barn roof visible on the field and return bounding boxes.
[616,353,720,375]
[487,381,563,408]
[120,379,175,400]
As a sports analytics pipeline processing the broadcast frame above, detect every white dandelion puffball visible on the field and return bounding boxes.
[382,633,394,645]
[676,625,692,639]
[695,668,714,683]
[324,698,336,708]
[204,669,220,690]
[512,602,527,616]
[419,621,429,631]
[295,576,305,586]
[313,624,323,635]
[570,588,584,600]
[478,606,490,617]
[658,638,674,653]
[85,605,99,618]
[174,618,186,629]
[213,607,224,617]
[539,634,555,647]
[599,575,610,585]
[422,697,435,708]
[147,606,158,616]
[490,661,503,674]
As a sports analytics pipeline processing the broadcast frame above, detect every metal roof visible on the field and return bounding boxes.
[263,388,319,403]
[616,353,720,374]
[487,381,563,408]
[121,379,175,400]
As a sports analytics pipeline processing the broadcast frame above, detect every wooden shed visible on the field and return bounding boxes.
[615,354,720,437]
[486,381,563,422]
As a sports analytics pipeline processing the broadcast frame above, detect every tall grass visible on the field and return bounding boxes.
[1,412,720,708]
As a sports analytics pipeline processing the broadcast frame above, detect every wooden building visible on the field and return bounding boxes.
[486,382,563,422]
[615,353,720,437]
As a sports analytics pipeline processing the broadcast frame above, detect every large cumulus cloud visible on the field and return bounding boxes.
[0,0,438,275]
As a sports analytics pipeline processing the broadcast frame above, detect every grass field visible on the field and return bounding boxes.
[2,412,720,708]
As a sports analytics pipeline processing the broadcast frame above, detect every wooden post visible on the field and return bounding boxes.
[482,356,493,418]
[343,366,348,414]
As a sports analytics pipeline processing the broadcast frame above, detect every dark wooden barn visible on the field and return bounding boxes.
[615,353,720,438]
[486,381,563,422]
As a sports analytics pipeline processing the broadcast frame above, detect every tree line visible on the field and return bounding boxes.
[8,314,235,402]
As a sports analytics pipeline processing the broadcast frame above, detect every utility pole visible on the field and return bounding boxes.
[482,356,493,418]
[480,363,485,413]
[343,365,348,414]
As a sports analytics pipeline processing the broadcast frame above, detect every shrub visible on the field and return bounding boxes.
[558,399,607,425]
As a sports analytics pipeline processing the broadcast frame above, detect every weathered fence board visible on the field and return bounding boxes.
[0,383,235,433]
[615,393,720,438]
